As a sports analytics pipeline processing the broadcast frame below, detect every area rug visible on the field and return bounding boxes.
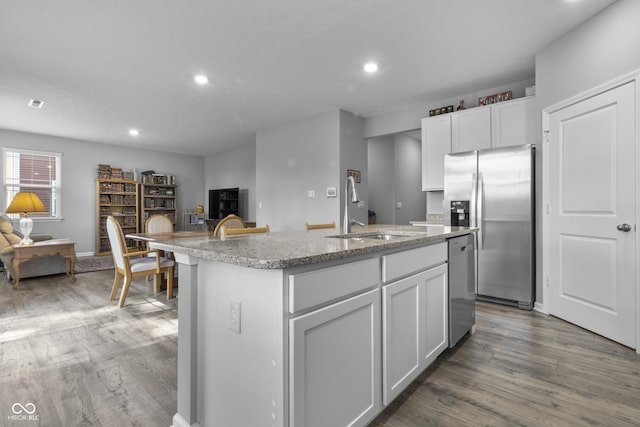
[75,255,114,273]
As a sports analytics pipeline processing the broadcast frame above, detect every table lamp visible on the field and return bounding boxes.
[5,192,47,245]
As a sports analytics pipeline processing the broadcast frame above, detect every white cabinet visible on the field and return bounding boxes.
[421,96,536,191]
[382,263,448,405]
[289,288,382,427]
[421,115,451,191]
[451,106,491,152]
[491,96,536,148]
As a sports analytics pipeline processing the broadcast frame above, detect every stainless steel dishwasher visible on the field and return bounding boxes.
[448,234,476,348]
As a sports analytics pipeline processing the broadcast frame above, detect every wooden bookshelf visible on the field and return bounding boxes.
[140,174,177,229]
[96,178,139,255]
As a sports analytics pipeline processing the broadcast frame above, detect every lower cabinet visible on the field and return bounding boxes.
[289,288,381,427]
[382,263,448,405]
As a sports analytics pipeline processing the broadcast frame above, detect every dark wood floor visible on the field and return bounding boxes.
[1,271,639,427]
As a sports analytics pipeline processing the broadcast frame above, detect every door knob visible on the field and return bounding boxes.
[617,223,632,232]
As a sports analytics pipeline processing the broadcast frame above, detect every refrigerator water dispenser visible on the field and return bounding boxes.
[450,200,470,227]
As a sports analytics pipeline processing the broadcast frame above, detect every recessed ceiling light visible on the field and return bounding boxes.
[28,99,44,108]
[129,129,140,136]
[363,62,378,73]
[194,74,209,85]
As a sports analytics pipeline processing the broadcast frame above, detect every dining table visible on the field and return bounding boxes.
[124,230,215,243]
[124,230,215,289]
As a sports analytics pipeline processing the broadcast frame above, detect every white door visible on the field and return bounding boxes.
[547,81,636,348]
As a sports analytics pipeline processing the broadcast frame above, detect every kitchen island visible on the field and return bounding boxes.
[150,224,474,427]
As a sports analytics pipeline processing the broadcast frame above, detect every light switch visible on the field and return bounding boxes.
[397,202,403,209]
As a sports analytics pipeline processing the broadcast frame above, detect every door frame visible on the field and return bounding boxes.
[542,69,640,352]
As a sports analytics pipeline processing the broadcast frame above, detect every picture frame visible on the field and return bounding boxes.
[347,169,361,183]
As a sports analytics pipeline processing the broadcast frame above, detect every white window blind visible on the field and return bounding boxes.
[3,148,62,219]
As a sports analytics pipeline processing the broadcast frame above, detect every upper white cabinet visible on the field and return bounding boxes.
[451,106,491,152]
[491,96,536,148]
[422,96,536,190]
[421,115,451,191]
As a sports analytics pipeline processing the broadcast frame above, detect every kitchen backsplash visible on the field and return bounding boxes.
[426,213,444,224]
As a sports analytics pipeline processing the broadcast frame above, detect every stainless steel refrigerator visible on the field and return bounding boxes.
[444,144,535,310]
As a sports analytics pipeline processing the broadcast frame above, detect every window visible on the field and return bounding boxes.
[3,147,62,219]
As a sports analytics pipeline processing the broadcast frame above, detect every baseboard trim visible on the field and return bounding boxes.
[172,413,199,427]
[533,301,545,314]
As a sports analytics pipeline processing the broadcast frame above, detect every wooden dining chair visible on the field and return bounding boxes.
[106,216,175,308]
[145,214,174,234]
[144,214,175,284]
[304,221,336,231]
[220,225,269,239]
[213,214,245,236]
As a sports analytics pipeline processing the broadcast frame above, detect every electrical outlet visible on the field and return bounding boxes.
[397,202,403,209]
[307,190,315,198]
[229,301,241,334]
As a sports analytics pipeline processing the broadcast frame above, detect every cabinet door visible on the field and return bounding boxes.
[382,275,421,405]
[422,115,452,191]
[421,263,449,366]
[452,106,491,152]
[290,289,381,427]
[382,263,448,406]
[492,96,536,148]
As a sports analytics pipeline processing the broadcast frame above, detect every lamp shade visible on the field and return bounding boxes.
[6,192,47,215]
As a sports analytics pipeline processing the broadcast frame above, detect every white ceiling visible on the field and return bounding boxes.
[0,0,616,156]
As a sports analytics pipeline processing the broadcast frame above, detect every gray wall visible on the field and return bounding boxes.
[339,110,368,227]
[256,110,340,231]
[536,0,640,112]
[367,133,425,225]
[367,136,394,224]
[1,129,204,255]
[204,142,257,221]
[393,133,425,225]
[363,80,533,139]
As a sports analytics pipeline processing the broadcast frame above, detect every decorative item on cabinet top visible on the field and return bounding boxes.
[478,90,512,106]
[429,105,455,117]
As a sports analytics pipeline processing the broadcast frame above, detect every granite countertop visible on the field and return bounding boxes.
[149,224,475,269]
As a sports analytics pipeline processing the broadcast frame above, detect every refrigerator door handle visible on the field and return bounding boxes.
[477,173,485,250]
[470,173,478,228]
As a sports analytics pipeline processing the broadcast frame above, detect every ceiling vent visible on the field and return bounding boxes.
[28,99,44,109]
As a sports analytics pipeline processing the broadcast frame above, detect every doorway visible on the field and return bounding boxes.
[367,131,426,225]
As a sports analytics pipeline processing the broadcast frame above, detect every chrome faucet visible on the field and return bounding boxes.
[343,175,362,234]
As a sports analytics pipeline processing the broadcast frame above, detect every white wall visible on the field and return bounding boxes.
[1,129,204,254]
[205,142,256,221]
[256,110,340,232]
[534,0,640,307]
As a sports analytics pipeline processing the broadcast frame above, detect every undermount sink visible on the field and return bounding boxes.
[326,231,422,241]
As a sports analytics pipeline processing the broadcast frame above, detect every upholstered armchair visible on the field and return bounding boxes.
[0,214,66,280]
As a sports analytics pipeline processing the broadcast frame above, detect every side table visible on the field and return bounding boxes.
[11,239,77,289]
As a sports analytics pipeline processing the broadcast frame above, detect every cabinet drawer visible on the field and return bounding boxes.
[289,257,379,314]
[382,242,446,283]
